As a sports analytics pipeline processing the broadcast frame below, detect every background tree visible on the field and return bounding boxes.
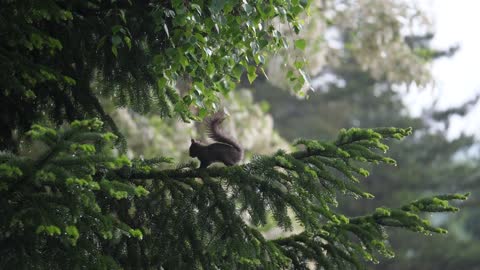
[249,22,480,270]
[109,90,291,162]
[0,0,470,269]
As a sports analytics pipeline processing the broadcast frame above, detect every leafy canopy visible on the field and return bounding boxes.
[0,0,310,150]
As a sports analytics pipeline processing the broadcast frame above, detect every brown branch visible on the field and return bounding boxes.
[126,148,332,180]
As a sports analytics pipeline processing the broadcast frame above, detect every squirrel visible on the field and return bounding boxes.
[189,111,244,168]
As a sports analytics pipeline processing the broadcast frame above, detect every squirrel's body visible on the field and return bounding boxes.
[189,112,243,168]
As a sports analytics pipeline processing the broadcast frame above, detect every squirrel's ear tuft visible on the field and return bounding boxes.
[191,138,195,143]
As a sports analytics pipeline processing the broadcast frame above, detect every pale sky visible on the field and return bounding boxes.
[404,0,480,138]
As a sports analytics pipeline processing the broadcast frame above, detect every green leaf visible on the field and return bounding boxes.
[66,226,80,246]
[111,35,122,46]
[191,4,202,15]
[247,65,257,83]
[24,90,36,99]
[209,0,226,13]
[36,225,61,236]
[294,60,305,69]
[112,25,123,34]
[63,76,76,85]
[242,3,254,14]
[206,62,215,77]
[232,64,243,81]
[124,36,132,49]
[129,228,143,239]
[119,10,127,23]
[179,54,188,68]
[111,46,118,57]
[294,39,306,50]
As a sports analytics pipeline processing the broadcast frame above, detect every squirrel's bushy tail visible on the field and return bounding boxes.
[206,111,243,152]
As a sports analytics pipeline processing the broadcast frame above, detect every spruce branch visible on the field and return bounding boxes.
[127,127,412,181]
[0,122,468,269]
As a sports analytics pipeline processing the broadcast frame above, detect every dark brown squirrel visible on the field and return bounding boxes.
[189,112,244,168]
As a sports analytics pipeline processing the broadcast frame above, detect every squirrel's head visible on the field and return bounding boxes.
[189,138,201,157]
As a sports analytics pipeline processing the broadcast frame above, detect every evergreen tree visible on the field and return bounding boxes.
[251,35,479,269]
[0,1,469,269]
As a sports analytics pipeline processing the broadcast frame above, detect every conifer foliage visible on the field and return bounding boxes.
[1,121,468,269]
[0,0,468,269]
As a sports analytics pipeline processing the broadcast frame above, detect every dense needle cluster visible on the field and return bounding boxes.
[0,121,468,269]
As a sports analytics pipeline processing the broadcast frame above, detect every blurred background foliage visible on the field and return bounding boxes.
[108,89,291,163]
[108,0,480,268]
